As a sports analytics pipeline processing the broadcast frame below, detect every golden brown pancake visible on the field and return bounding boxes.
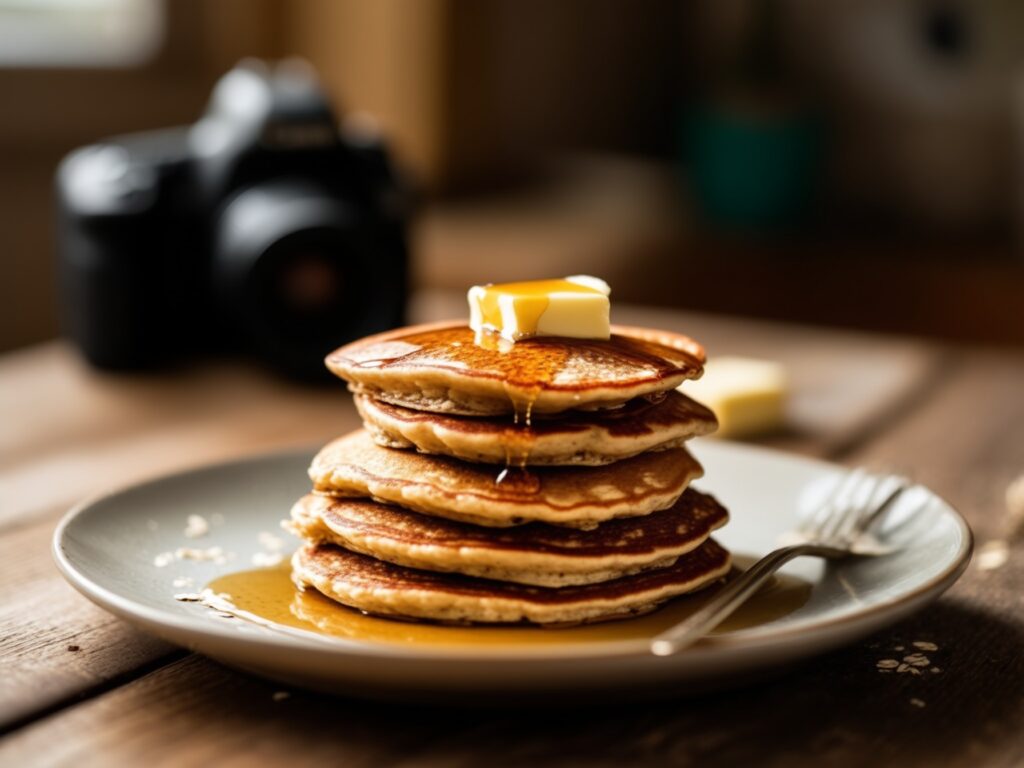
[292,539,731,625]
[287,489,728,587]
[309,429,703,528]
[355,390,717,466]
[325,321,706,416]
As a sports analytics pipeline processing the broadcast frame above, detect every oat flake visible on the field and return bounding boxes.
[184,514,210,539]
[176,546,227,564]
[153,552,175,568]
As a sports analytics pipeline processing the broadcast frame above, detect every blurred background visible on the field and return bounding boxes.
[3,0,1024,367]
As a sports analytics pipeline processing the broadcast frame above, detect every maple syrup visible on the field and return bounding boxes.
[334,326,701,412]
[206,555,811,649]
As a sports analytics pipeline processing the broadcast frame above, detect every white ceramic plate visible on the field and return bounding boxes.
[53,441,972,698]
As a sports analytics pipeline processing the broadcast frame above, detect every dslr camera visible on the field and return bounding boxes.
[57,59,408,379]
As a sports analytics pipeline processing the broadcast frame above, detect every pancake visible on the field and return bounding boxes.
[292,539,731,625]
[287,489,729,587]
[325,321,705,416]
[309,430,704,528]
[355,390,717,466]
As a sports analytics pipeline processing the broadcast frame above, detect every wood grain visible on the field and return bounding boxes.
[2,307,1022,767]
[0,655,479,768]
[0,515,177,729]
[1,602,1021,768]
[0,344,361,530]
[845,350,1024,536]
[0,346,363,729]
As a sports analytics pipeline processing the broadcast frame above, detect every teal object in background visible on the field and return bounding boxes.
[683,104,823,231]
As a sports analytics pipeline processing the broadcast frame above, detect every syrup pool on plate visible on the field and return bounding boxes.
[205,556,811,650]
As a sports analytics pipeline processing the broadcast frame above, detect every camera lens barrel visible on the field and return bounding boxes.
[213,179,405,379]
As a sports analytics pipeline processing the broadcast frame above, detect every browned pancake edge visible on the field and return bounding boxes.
[355,390,718,465]
[309,430,704,528]
[325,321,706,415]
[291,539,731,624]
[288,488,728,586]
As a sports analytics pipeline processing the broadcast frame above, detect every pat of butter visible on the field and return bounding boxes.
[681,357,787,439]
[468,276,611,343]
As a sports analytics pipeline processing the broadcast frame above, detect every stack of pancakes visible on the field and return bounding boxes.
[287,320,732,625]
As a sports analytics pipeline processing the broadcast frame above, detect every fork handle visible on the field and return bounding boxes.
[650,543,845,656]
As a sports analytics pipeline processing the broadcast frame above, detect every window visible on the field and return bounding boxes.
[0,0,163,68]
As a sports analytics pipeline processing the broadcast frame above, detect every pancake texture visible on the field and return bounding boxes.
[326,321,706,416]
[287,489,729,586]
[356,390,718,466]
[286,314,729,628]
[292,539,732,625]
[309,429,704,528]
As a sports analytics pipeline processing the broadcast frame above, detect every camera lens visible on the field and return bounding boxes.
[279,252,341,311]
[213,180,401,379]
[247,227,373,343]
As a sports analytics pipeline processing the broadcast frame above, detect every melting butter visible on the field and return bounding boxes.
[681,357,788,439]
[468,276,611,344]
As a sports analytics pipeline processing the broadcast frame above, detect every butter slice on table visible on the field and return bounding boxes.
[681,357,788,439]
[468,275,611,343]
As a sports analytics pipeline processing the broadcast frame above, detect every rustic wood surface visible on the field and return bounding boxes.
[1,295,1022,767]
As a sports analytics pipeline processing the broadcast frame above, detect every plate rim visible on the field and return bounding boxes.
[52,440,974,664]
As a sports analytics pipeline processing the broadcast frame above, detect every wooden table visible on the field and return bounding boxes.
[3,294,1023,767]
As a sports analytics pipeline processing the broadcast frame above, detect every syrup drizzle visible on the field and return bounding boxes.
[482,329,560,482]
[338,324,703,487]
[337,326,701,408]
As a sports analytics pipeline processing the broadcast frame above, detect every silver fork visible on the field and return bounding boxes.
[650,469,912,656]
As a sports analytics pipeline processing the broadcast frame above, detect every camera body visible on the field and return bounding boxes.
[57,60,408,379]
